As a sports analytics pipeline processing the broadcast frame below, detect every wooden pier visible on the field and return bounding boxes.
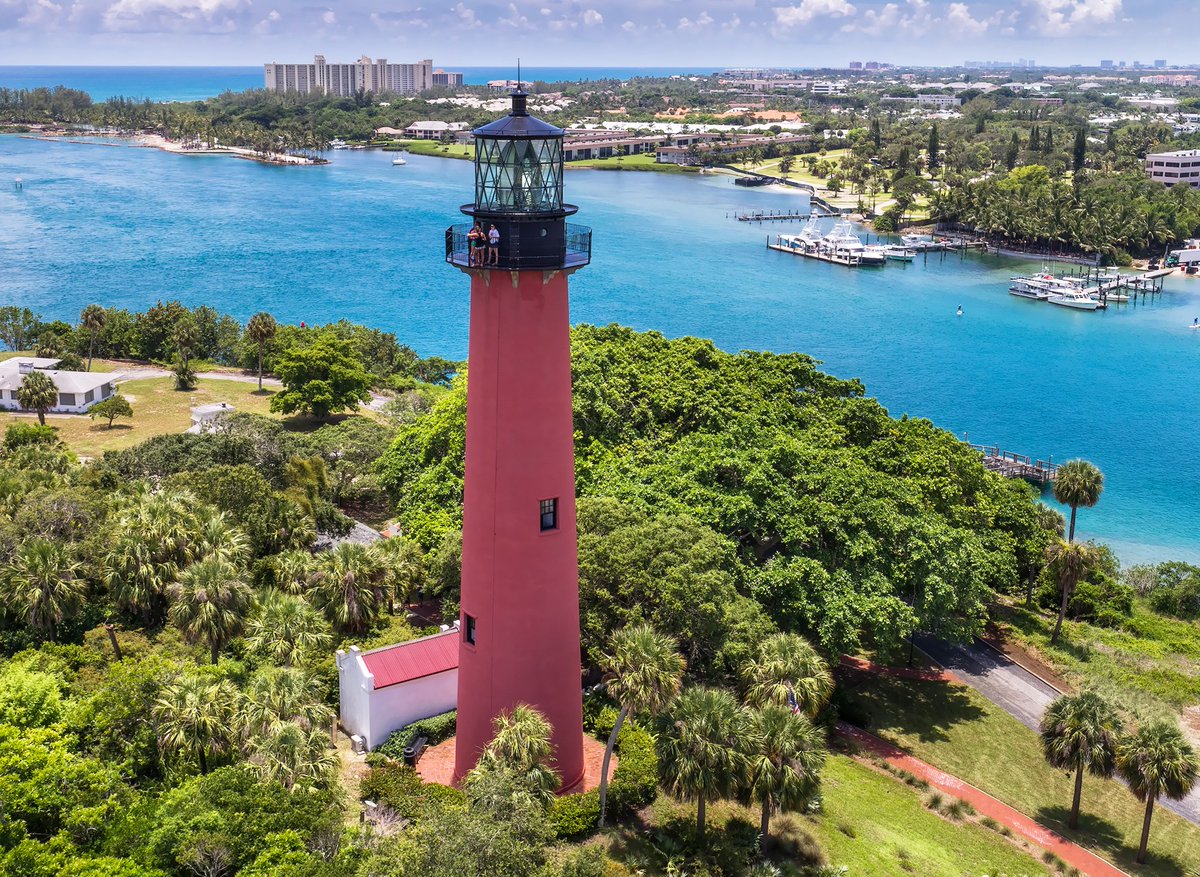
[767,240,877,267]
[969,444,1058,484]
[740,209,837,222]
[1064,266,1173,306]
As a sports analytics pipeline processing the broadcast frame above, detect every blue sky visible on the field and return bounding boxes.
[1,0,1191,67]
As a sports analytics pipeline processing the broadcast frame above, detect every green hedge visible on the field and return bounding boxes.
[375,709,457,760]
[549,719,658,839]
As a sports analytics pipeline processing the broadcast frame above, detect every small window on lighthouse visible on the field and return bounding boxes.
[540,498,558,531]
[464,614,476,645]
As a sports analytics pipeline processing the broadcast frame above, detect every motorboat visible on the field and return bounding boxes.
[797,212,825,245]
[823,220,886,264]
[392,156,407,166]
[330,139,349,150]
[1048,289,1100,310]
[884,245,914,262]
[1008,276,1052,300]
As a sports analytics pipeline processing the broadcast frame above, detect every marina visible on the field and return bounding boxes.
[970,445,1059,485]
[1008,266,1176,310]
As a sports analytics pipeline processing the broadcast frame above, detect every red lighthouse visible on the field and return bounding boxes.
[445,89,591,789]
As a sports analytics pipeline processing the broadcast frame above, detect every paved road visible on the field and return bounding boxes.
[915,634,1200,828]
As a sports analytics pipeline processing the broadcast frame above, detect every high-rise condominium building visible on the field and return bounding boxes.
[264,56,434,96]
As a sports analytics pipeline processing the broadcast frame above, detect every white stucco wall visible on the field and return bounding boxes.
[337,645,459,750]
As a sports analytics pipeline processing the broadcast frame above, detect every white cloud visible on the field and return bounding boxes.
[102,0,250,33]
[1027,0,1121,36]
[582,7,601,25]
[450,1,480,28]
[321,8,334,24]
[945,1,988,35]
[772,0,856,30]
[678,10,714,31]
[499,2,528,27]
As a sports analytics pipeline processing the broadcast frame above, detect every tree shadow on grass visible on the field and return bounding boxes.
[847,679,987,745]
[1035,804,1189,877]
[88,423,133,433]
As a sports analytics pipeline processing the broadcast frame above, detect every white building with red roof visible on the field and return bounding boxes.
[336,628,459,751]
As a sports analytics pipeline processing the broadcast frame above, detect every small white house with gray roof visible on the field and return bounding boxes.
[0,357,117,414]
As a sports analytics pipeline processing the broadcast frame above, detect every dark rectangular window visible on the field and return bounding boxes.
[464,614,476,645]
[540,498,558,531]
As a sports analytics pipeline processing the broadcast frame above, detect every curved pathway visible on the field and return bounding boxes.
[915,634,1200,826]
[838,721,1130,877]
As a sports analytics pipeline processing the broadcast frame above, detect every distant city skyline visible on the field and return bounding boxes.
[1,0,1195,68]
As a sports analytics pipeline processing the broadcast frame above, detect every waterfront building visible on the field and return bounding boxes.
[1145,149,1200,189]
[264,55,433,96]
[405,121,469,140]
[432,70,465,87]
[0,357,116,414]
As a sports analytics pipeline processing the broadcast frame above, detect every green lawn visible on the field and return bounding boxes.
[0,376,280,458]
[564,152,696,173]
[385,139,474,160]
[599,754,1050,876]
[995,599,1200,721]
[845,675,1200,877]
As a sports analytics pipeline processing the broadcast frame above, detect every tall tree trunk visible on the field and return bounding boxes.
[760,794,772,852]
[257,346,263,391]
[198,746,208,775]
[1068,505,1078,543]
[48,619,57,644]
[697,792,706,844]
[104,622,123,660]
[36,410,45,426]
[598,705,629,827]
[1138,795,1155,864]
[1051,579,1070,644]
[1069,764,1084,829]
[211,640,220,665]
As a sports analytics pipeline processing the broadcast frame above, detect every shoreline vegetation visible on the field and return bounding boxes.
[16,128,324,166]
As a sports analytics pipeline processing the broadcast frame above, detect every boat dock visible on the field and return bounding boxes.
[1065,266,1174,306]
[767,237,880,267]
[969,444,1058,484]
[740,208,838,221]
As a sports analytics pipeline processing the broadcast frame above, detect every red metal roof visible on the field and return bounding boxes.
[361,631,459,689]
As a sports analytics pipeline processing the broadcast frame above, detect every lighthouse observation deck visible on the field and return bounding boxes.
[445,220,592,271]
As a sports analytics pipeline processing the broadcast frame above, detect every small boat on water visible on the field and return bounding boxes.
[884,246,914,262]
[1048,289,1100,311]
[1009,276,1052,300]
[330,139,349,150]
[823,220,885,265]
[392,157,407,166]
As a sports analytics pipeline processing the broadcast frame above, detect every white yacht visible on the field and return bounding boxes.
[797,212,825,245]
[392,156,407,166]
[1048,289,1100,310]
[1009,274,1053,300]
[823,220,886,264]
[883,245,914,262]
[330,139,349,150]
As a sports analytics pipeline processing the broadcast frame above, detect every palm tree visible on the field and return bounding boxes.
[244,592,332,666]
[154,674,237,774]
[103,490,202,624]
[469,704,560,806]
[246,312,277,392]
[1044,539,1096,645]
[1117,722,1200,864]
[79,304,106,371]
[16,370,58,426]
[192,508,250,566]
[248,720,339,790]
[308,542,384,634]
[597,624,686,826]
[241,666,333,732]
[172,313,200,372]
[1052,459,1104,543]
[744,633,833,718]
[657,686,749,843]
[0,538,85,642]
[167,557,251,664]
[371,536,425,614]
[744,704,827,850]
[1039,692,1123,829]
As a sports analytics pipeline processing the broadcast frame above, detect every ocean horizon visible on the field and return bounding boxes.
[0,65,722,103]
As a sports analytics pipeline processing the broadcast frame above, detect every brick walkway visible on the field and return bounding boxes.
[416,733,616,794]
[838,722,1130,877]
[839,654,956,683]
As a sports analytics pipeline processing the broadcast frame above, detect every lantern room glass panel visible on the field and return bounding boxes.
[474,137,564,213]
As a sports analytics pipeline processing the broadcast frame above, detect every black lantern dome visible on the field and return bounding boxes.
[446,90,591,271]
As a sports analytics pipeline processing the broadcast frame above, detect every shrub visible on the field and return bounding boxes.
[607,721,658,816]
[375,709,457,759]
[3,423,57,450]
[359,762,465,820]
[548,789,600,839]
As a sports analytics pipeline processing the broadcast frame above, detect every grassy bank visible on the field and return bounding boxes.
[384,139,475,160]
[599,754,1050,876]
[845,674,1200,876]
[565,152,698,173]
[995,599,1200,721]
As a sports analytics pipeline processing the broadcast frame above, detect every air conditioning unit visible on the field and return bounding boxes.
[351,734,366,754]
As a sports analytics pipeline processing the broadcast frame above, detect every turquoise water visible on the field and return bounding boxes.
[0,66,719,103]
[2,134,1199,564]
